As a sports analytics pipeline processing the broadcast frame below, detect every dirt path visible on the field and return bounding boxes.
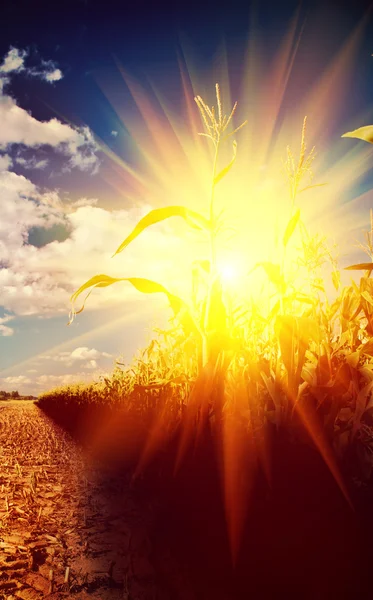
[0,401,194,600]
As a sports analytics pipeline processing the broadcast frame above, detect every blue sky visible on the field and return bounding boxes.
[1,0,373,395]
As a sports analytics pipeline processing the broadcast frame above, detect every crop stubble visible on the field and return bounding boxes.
[0,400,194,600]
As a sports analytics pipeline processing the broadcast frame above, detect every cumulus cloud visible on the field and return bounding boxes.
[84,360,98,370]
[44,69,63,83]
[0,314,14,336]
[0,95,99,172]
[0,47,63,84]
[15,156,49,170]
[0,196,193,316]
[2,375,32,386]
[39,347,112,366]
[0,47,99,174]
[70,197,99,208]
[111,130,118,137]
[70,347,111,361]
[34,372,101,390]
[0,47,27,74]
[0,169,68,268]
[0,153,12,171]
[0,45,191,325]
[0,370,104,395]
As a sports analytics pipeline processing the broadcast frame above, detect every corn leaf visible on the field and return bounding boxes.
[346,351,360,369]
[345,263,373,271]
[361,290,373,306]
[112,206,210,257]
[342,125,373,144]
[283,209,300,247]
[299,183,328,193]
[213,140,237,185]
[359,364,373,382]
[332,270,340,291]
[360,339,373,357]
[68,274,186,325]
[251,262,285,289]
[352,380,373,438]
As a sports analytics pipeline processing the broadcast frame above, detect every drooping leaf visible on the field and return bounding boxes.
[192,259,211,274]
[213,140,237,185]
[340,286,361,321]
[301,364,317,386]
[352,380,373,438]
[342,125,373,144]
[70,274,124,305]
[299,183,328,193]
[290,292,317,306]
[361,290,373,306]
[344,263,373,271]
[251,262,285,290]
[332,270,340,291]
[112,206,210,257]
[360,339,373,357]
[68,274,187,325]
[124,277,169,295]
[283,208,300,247]
[346,351,360,369]
[275,315,319,397]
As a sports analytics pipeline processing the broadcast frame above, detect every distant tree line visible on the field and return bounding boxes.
[0,390,36,400]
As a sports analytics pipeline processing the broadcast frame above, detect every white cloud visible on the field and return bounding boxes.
[0,47,27,74]
[70,347,110,361]
[0,47,63,84]
[33,371,103,391]
[0,154,12,171]
[111,130,118,137]
[84,359,98,369]
[39,60,63,83]
[0,94,99,173]
[0,45,191,323]
[0,325,14,336]
[0,314,15,337]
[0,170,68,270]
[15,156,48,170]
[0,47,98,174]
[70,197,99,208]
[0,196,192,317]
[45,69,63,83]
[39,347,112,366]
[2,375,32,386]
[0,370,103,395]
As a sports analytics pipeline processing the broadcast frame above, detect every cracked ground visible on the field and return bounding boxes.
[0,400,195,600]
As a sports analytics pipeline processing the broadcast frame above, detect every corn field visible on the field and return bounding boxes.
[37,84,373,534]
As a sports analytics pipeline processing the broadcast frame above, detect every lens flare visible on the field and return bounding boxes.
[60,8,373,563]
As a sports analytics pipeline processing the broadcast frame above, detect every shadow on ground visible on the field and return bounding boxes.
[39,402,373,600]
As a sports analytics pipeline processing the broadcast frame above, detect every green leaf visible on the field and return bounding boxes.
[214,140,237,185]
[344,263,373,271]
[342,125,373,144]
[112,206,210,257]
[283,208,300,247]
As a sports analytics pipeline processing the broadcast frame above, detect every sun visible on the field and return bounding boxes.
[218,260,240,284]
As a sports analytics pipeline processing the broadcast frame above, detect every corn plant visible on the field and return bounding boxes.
[36,84,373,489]
[68,84,247,372]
